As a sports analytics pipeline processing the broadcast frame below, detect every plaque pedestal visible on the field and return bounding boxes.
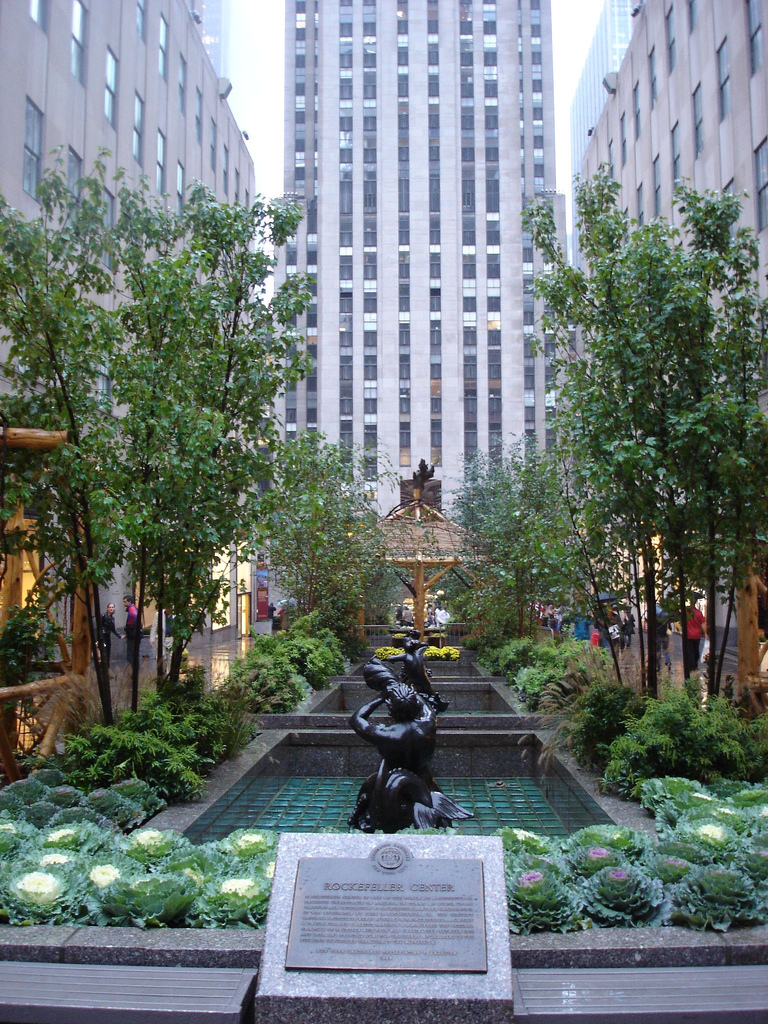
[255,833,513,1024]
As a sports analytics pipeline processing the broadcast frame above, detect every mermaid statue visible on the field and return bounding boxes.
[347,657,473,833]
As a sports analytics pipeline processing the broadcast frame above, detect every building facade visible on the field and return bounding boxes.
[277,0,565,511]
[0,0,255,646]
[570,0,633,260]
[581,0,768,283]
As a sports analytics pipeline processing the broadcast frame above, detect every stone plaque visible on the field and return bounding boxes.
[285,841,487,972]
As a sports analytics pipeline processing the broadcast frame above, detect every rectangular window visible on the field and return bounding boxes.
[234,167,240,204]
[608,139,615,179]
[693,84,703,156]
[176,162,184,215]
[223,146,229,195]
[666,4,676,72]
[649,47,657,108]
[67,147,81,195]
[133,92,144,165]
[653,156,661,217]
[671,121,681,187]
[637,183,644,226]
[749,0,762,74]
[23,97,43,198]
[159,15,168,79]
[210,119,217,171]
[195,89,202,144]
[756,138,768,230]
[30,0,49,31]
[179,55,186,114]
[633,82,641,139]
[718,40,730,120]
[688,0,697,30]
[105,49,117,127]
[71,1,86,83]
[156,130,165,194]
[620,113,626,166]
[136,0,145,40]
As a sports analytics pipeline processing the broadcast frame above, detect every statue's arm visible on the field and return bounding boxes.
[349,696,387,738]
[413,692,435,725]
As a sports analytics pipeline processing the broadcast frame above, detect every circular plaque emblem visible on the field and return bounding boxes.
[372,843,411,872]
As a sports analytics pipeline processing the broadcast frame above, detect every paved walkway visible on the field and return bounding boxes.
[615,630,737,687]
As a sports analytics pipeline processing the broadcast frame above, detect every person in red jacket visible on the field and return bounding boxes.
[686,600,707,672]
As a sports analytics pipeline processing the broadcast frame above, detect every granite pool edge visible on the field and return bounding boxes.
[0,923,765,970]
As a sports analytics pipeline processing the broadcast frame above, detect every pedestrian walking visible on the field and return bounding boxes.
[685,600,707,672]
[100,603,122,669]
[622,610,636,648]
[123,594,141,667]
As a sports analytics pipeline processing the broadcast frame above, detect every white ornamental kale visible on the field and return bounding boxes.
[89,864,122,889]
[187,868,273,929]
[38,853,72,868]
[668,819,740,860]
[13,871,63,906]
[498,827,553,859]
[214,828,278,859]
[94,874,196,928]
[125,829,189,864]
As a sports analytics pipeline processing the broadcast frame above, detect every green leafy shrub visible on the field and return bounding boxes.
[49,678,251,804]
[602,691,768,799]
[567,682,644,769]
[580,864,667,928]
[514,665,560,710]
[671,866,766,931]
[227,644,311,715]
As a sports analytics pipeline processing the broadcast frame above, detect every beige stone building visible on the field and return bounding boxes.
[276,0,565,511]
[0,0,255,646]
[581,0,768,279]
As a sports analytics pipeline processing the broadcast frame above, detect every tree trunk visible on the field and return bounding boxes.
[643,543,658,696]
[715,585,735,696]
[132,544,147,712]
[632,552,646,688]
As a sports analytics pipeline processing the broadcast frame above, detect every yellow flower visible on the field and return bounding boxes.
[14,872,63,905]
[89,864,121,888]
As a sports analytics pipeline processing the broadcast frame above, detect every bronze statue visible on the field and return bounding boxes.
[412,458,435,492]
[381,630,448,713]
[347,659,473,833]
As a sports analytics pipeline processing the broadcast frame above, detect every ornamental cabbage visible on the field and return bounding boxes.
[46,786,85,809]
[125,829,190,865]
[95,874,197,928]
[671,866,766,931]
[667,819,740,860]
[85,789,145,829]
[566,845,627,879]
[0,868,89,925]
[560,825,651,862]
[639,777,706,816]
[42,822,107,854]
[676,804,751,836]
[187,874,271,928]
[214,829,278,860]
[506,863,584,934]
[734,836,768,887]
[498,827,554,859]
[644,854,696,886]
[580,864,668,928]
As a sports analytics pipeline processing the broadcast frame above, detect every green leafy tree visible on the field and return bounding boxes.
[113,181,310,693]
[0,154,124,721]
[526,173,768,694]
[451,441,579,648]
[263,436,386,655]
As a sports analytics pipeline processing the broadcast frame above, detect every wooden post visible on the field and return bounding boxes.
[736,575,761,699]
[70,587,91,676]
[413,560,425,639]
[0,505,26,760]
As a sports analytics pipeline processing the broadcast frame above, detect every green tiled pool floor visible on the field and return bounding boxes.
[185,775,611,843]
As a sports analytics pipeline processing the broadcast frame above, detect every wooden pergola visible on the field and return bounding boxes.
[379,462,466,639]
[0,427,88,782]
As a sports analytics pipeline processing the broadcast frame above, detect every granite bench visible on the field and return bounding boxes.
[0,961,257,1023]
[512,965,768,1022]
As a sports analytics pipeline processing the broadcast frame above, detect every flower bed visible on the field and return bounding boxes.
[374,645,460,662]
[0,820,276,929]
[503,777,768,933]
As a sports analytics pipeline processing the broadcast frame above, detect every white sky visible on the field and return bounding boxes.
[229,0,608,234]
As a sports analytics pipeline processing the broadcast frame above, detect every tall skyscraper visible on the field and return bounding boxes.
[570,0,633,258]
[192,0,227,77]
[277,0,564,510]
